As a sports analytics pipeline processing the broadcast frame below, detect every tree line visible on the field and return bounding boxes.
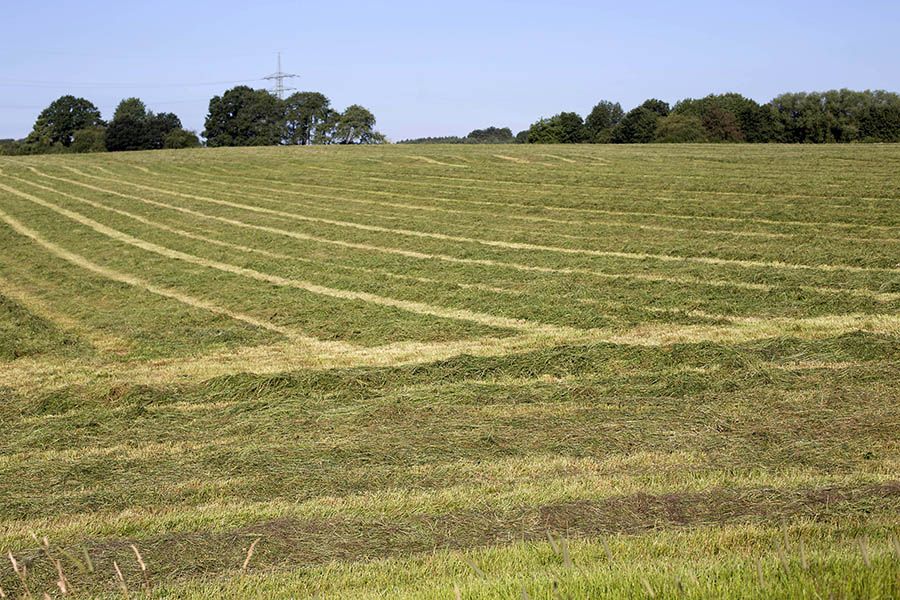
[3,87,898,154]
[0,86,384,155]
[400,89,900,145]
[204,86,383,146]
[0,95,200,155]
[398,126,515,144]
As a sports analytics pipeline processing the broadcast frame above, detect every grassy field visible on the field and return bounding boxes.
[0,144,898,598]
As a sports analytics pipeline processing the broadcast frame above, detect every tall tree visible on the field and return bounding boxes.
[26,96,104,147]
[203,86,284,147]
[146,112,182,149]
[585,100,624,141]
[105,98,182,151]
[113,97,148,121]
[69,127,107,153]
[858,92,900,142]
[163,129,201,149]
[466,127,514,143]
[673,93,773,142]
[283,92,332,145]
[655,114,707,143]
[639,98,670,117]
[105,116,150,151]
[611,107,660,143]
[527,112,586,144]
[701,106,744,142]
[333,105,384,144]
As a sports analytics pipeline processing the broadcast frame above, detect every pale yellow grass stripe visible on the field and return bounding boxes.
[61,166,899,275]
[162,162,894,254]
[3,310,898,395]
[493,154,529,163]
[8,175,296,260]
[607,313,900,346]
[0,330,587,393]
[0,273,129,354]
[160,164,899,244]
[196,155,900,200]
[158,164,801,242]
[777,359,896,371]
[0,198,330,344]
[29,168,900,302]
[541,154,577,164]
[5,183,565,335]
[364,175,900,232]
[0,438,234,468]
[408,155,467,168]
[363,168,900,207]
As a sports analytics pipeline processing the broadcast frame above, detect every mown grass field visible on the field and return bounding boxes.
[0,144,898,598]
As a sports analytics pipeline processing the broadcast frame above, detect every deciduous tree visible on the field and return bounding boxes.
[283,92,332,145]
[105,115,150,151]
[27,96,104,147]
[203,86,284,147]
[70,127,107,153]
[527,112,586,143]
[113,97,148,121]
[655,114,707,143]
[163,128,201,149]
[333,105,384,144]
[585,100,624,141]
[611,107,659,143]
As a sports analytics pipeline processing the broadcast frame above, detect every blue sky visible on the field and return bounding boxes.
[1,1,898,140]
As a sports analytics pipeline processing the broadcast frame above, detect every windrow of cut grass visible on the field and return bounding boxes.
[161,158,900,230]
[76,162,900,287]
[83,159,900,248]
[0,144,898,599]
[46,164,900,275]
[179,149,900,222]
[10,166,900,320]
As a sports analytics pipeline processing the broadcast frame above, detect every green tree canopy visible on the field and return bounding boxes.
[27,95,104,147]
[203,86,284,147]
[163,128,201,149]
[769,89,900,143]
[466,126,514,143]
[655,114,707,143]
[673,93,774,142]
[105,98,182,151]
[146,112,182,149]
[585,100,624,141]
[113,97,148,122]
[333,104,384,144]
[639,99,670,117]
[527,112,586,144]
[611,107,660,143]
[105,116,150,151]
[283,92,332,145]
[858,91,900,142]
[701,106,743,142]
[69,127,107,153]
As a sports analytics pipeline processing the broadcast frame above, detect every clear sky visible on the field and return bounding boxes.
[1,0,898,141]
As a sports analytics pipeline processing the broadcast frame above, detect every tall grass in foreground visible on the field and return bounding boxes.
[3,529,899,598]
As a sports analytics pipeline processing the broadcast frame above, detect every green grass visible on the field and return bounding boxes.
[0,144,898,598]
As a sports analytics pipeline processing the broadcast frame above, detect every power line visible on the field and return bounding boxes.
[0,78,265,89]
